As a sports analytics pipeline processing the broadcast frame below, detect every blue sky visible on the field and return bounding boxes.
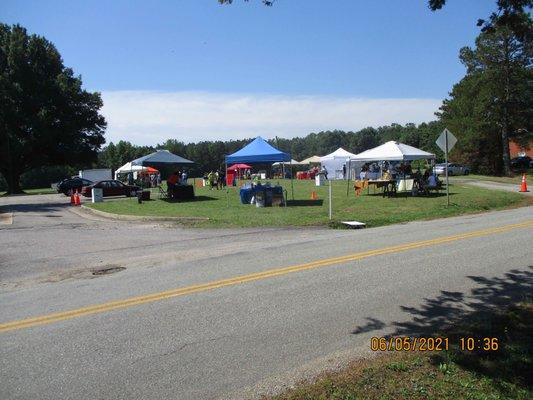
[1,0,494,144]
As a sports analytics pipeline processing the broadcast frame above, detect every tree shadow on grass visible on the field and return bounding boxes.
[160,195,217,203]
[351,267,533,392]
[287,199,324,207]
[364,191,457,198]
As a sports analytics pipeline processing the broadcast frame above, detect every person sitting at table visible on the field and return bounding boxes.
[359,164,369,180]
[382,170,392,181]
[427,171,439,187]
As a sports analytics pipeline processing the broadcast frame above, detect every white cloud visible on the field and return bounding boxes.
[100,91,441,146]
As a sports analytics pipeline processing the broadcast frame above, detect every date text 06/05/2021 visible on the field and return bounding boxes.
[370,337,500,352]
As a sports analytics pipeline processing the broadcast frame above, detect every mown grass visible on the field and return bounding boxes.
[267,300,532,400]
[85,179,527,228]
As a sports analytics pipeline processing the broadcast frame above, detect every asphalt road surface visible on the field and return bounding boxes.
[0,194,532,399]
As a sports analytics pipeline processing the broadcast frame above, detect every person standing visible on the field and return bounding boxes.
[181,170,188,185]
[218,169,226,189]
[207,171,216,190]
[214,171,220,190]
[167,171,179,197]
[321,165,328,180]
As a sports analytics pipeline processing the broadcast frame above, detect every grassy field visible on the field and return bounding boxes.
[268,299,532,400]
[85,179,528,228]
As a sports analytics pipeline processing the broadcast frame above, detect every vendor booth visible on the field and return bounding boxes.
[226,163,251,186]
[131,150,195,200]
[114,162,159,181]
[273,159,305,179]
[348,141,436,197]
[225,136,292,204]
[320,148,357,179]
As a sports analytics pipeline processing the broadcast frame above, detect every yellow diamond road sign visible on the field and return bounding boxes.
[436,128,457,153]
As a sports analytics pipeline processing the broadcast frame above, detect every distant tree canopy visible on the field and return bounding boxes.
[94,122,445,179]
[0,24,106,194]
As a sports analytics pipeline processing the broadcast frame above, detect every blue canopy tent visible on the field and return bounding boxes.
[225,136,294,200]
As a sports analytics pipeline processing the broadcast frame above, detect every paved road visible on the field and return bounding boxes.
[0,194,532,399]
[451,176,532,196]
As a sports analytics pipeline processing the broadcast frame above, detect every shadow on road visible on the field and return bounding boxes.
[0,202,68,214]
[351,267,533,390]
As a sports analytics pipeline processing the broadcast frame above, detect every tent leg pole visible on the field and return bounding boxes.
[346,160,350,197]
[225,162,229,208]
[290,160,294,201]
[328,178,332,220]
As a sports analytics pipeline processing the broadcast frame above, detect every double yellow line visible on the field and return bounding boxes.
[1,220,531,333]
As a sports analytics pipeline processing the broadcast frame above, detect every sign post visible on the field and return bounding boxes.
[436,128,458,206]
[328,178,332,220]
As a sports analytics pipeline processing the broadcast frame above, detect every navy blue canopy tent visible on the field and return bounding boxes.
[225,137,293,199]
[131,150,194,168]
[130,150,194,188]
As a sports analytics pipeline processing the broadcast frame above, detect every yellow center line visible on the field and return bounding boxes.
[1,220,532,333]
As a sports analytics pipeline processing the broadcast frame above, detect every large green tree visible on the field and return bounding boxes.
[438,20,532,175]
[0,24,106,194]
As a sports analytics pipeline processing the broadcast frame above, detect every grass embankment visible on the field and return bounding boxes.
[85,179,527,228]
[268,300,532,400]
[455,172,529,185]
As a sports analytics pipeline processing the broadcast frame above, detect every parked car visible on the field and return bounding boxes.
[510,156,531,171]
[80,180,141,198]
[56,177,93,196]
[433,163,470,176]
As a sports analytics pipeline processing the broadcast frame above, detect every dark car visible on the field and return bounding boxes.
[80,180,141,198]
[510,156,531,171]
[57,177,93,196]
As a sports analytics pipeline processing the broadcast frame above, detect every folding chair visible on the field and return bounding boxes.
[158,185,169,199]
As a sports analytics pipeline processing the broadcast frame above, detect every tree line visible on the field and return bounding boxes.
[95,121,445,178]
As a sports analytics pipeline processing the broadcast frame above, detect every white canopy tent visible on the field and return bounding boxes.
[349,141,435,162]
[300,155,322,164]
[114,162,155,180]
[346,141,436,184]
[320,148,357,179]
[272,159,304,166]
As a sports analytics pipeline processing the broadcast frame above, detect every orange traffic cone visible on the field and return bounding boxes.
[74,190,81,206]
[519,173,529,192]
[70,190,75,205]
[310,191,318,200]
